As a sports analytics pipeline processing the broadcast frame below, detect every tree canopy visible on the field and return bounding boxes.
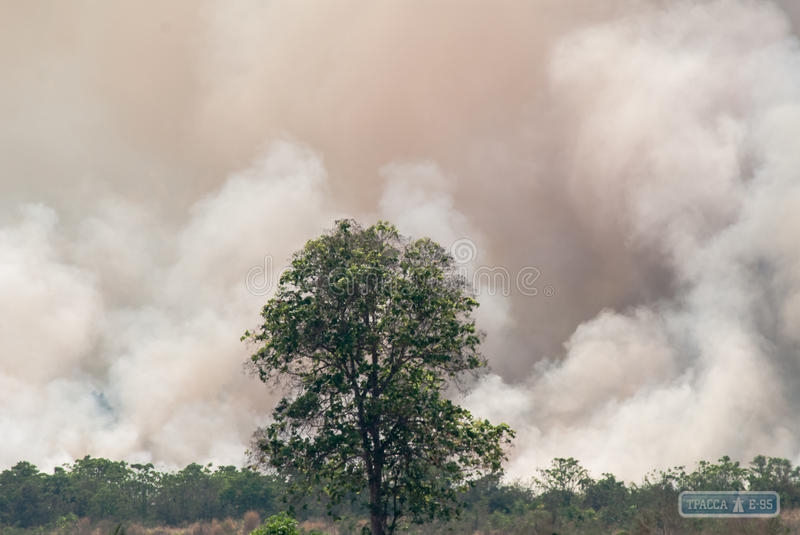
[243,220,514,535]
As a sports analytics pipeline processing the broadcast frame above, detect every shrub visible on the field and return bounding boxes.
[250,512,299,535]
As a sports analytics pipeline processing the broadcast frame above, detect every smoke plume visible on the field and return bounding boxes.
[2,0,800,481]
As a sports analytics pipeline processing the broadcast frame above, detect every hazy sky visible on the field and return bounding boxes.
[2,0,800,482]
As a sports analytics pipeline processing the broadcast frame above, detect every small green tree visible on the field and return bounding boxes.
[685,456,746,491]
[632,466,687,535]
[244,220,514,535]
[582,473,631,526]
[536,457,591,506]
[748,455,800,507]
[535,457,591,527]
[0,462,49,527]
[250,512,299,535]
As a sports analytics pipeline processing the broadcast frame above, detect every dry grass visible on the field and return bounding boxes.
[29,508,800,535]
[243,511,261,534]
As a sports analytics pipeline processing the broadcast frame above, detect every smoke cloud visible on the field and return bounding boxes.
[2,0,800,481]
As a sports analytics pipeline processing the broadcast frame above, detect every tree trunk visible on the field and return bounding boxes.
[367,415,386,535]
[369,475,385,535]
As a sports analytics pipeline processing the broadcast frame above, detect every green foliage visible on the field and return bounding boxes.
[244,220,514,535]
[684,455,747,490]
[0,461,47,527]
[749,454,800,507]
[68,456,133,520]
[582,473,631,525]
[3,454,800,534]
[0,457,286,530]
[533,457,592,530]
[250,512,299,535]
[537,457,591,495]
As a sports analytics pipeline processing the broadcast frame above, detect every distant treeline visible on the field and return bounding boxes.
[0,457,287,529]
[2,454,800,534]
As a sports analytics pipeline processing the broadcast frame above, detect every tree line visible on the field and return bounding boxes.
[2,454,800,534]
[481,454,800,535]
[0,457,285,529]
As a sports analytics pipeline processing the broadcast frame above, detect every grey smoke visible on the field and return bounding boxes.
[1,0,799,481]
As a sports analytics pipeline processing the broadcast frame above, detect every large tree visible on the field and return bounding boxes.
[243,220,514,535]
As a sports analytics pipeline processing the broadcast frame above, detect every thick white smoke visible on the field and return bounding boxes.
[1,0,800,482]
[465,0,800,480]
[0,143,340,469]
